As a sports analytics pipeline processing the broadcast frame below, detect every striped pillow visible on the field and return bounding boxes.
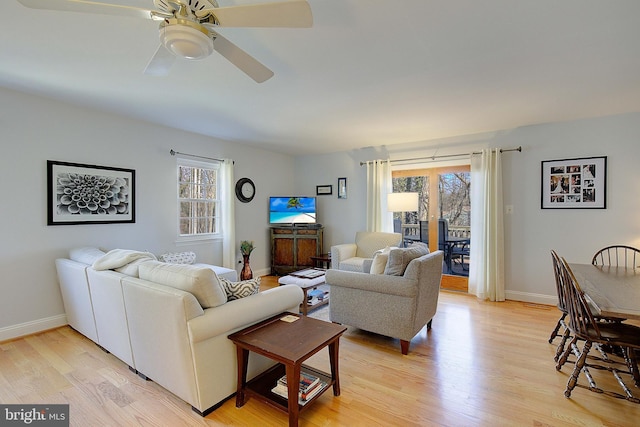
[220,277,261,301]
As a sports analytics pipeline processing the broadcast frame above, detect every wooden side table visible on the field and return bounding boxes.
[310,253,331,269]
[228,313,347,427]
[311,252,331,268]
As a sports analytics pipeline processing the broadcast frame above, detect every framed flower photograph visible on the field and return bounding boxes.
[47,160,136,225]
[541,156,606,209]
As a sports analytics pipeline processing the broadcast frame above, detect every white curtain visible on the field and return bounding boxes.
[365,159,393,232]
[469,149,505,301]
[220,159,235,269]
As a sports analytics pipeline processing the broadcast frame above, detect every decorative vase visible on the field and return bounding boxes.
[240,254,253,280]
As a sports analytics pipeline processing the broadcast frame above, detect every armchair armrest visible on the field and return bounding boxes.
[325,269,417,298]
[330,243,357,267]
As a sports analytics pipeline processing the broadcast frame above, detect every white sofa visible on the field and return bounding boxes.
[55,248,303,416]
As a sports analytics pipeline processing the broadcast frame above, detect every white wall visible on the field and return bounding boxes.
[2,84,639,339]
[295,113,640,304]
[0,87,294,339]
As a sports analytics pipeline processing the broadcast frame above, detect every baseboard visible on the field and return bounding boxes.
[0,314,67,342]
[505,290,557,306]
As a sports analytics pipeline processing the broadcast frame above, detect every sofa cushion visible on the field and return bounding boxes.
[114,258,153,277]
[383,242,429,276]
[138,261,227,308]
[370,246,392,275]
[338,257,368,272]
[219,277,261,301]
[69,247,106,265]
[159,251,196,264]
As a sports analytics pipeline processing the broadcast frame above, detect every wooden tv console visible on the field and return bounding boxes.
[270,226,324,276]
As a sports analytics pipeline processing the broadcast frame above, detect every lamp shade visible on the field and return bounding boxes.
[387,192,419,212]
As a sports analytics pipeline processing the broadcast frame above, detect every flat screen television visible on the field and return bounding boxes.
[269,196,317,225]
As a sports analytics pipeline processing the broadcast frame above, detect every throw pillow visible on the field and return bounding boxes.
[219,277,261,301]
[383,243,429,276]
[370,246,392,275]
[138,261,227,308]
[159,251,196,264]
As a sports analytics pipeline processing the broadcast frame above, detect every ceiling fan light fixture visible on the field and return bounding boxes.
[161,25,213,60]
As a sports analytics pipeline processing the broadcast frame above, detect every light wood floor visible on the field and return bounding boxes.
[1,275,639,426]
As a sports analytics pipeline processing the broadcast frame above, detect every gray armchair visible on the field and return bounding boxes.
[330,231,402,273]
[325,250,444,355]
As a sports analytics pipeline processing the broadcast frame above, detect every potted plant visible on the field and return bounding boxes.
[240,240,255,280]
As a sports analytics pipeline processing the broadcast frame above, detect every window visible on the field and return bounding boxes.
[177,158,220,239]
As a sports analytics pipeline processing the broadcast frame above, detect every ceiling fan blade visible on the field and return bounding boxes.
[212,31,274,83]
[143,45,176,76]
[197,0,312,28]
[17,0,154,19]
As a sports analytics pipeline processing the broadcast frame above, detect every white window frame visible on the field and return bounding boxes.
[176,157,221,242]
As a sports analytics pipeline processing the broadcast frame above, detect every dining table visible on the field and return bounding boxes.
[567,263,640,321]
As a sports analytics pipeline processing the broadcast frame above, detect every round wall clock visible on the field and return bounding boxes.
[235,177,255,203]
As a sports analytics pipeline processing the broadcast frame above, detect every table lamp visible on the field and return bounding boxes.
[387,192,419,214]
[388,192,419,244]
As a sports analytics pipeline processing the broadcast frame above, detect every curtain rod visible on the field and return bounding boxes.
[359,146,522,166]
[170,149,232,163]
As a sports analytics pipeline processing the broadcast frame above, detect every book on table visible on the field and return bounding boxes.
[276,371,319,392]
[289,268,325,279]
[271,380,327,405]
[307,289,327,300]
[270,372,328,405]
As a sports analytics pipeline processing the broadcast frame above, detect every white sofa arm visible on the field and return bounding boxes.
[188,285,304,343]
[330,243,357,268]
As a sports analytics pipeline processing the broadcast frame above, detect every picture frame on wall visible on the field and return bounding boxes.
[316,184,333,195]
[47,160,136,225]
[541,156,606,209]
[338,177,347,199]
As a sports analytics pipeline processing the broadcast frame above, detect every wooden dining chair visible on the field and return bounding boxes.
[556,258,640,403]
[548,250,571,361]
[592,245,640,268]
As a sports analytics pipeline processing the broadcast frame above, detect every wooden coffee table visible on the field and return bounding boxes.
[228,313,347,427]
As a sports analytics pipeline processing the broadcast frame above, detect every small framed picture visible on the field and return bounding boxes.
[541,156,606,209]
[316,185,333,195]
[338,177,347,199]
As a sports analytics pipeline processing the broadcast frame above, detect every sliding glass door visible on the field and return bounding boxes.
[392,165,471,291]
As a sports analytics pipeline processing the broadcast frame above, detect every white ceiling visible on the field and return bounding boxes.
[2,1,640,155]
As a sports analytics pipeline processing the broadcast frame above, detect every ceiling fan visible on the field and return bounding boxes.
[16,0,313,82]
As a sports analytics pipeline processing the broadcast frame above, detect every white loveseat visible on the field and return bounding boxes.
[55,247,303,416]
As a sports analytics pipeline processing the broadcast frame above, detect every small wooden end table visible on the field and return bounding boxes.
[310,253,331,269]
[228,313,347,427]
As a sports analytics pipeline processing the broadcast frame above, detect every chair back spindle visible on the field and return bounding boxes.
[592,245,640,268]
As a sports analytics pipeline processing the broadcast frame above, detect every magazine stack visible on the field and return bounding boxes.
[271,371,328,405]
